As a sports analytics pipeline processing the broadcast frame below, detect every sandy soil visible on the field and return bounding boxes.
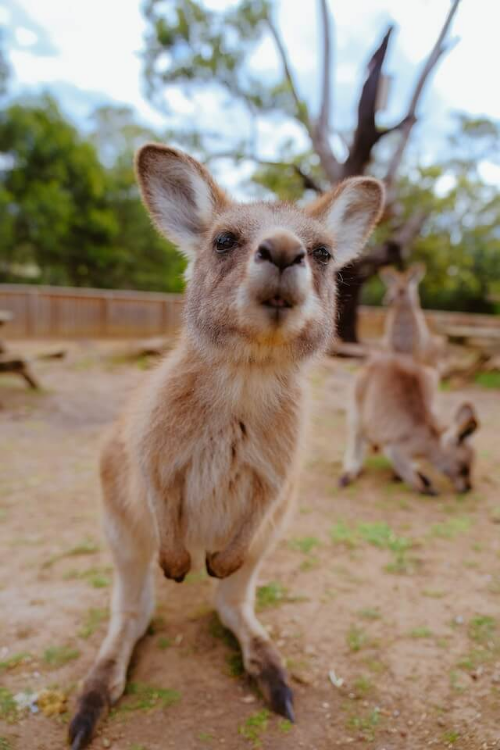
[0,340,499,750]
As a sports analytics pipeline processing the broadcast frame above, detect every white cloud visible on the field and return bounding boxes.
[3,0,500,180]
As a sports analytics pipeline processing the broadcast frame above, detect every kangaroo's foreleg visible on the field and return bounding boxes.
[148,477,191,582]
[384,444,438,496]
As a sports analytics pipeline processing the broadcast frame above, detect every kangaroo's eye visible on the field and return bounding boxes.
[312,245,332,264]
[215,232,238,253]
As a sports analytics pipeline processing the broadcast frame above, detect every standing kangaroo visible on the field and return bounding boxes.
[380,264,446,367]
[68,144,384,749]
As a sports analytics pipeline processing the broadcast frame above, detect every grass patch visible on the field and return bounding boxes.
[347,707,382,741]
[330,521,358,548]
[475,371,500,389]
[346,625,367,653]
[157,636,172,650]
[238,709,269,748]
[0,738,14,750]
[225,651,244,677]
[287,536,320,555]
[78,608,107,639]
[0,652,33,672]
[409,627,433,639]
[353,675,372,696]
[117,682,180,713]
[278,719,293,733]
[256,582,293,610]
[468,615,496,644]
[43,645,80,668]
[422,589,445,599]
[365,455,391,471]
[63,566,111,588]
[43,538,100,568]
[0,688,17,723]
[442,730,460,744]
[358,608,381,621]
[429,517,471,539]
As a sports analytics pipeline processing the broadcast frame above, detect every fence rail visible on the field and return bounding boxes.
[0,284,498,340]
[0,285,184,339]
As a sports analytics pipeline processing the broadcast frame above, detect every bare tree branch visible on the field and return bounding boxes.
[265,16,310,128]
[316,0,333,144]
[205,152,324,194]
[341,26,394,178]
[384,0,461,197]
[266,10,341,183]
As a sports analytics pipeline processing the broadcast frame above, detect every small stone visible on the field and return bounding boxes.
[454,615,464,626]
[437,717,446,727]
[321,702,330,709]
[102,739,111,748]
[393,709,400,718]
[241,695,255,703]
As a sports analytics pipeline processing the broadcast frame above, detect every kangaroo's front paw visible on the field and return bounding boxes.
[417,472,438,497]
[205,550,244,579]
[159,548,191,583]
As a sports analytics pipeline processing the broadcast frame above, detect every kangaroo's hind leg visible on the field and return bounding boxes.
[69,438,157,750]
[339,399,366,487]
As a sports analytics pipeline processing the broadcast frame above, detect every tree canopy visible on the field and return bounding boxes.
[0,97,184,291]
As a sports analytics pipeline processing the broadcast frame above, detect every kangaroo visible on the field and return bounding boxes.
[380,264,446,367]
[339,353,479,495]
[68,144,384,749]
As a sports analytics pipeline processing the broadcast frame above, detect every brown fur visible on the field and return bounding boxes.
[380,264,446,368]
[69,144,384,748]
[340,353,479,495]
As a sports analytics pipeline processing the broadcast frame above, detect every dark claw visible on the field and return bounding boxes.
[68,716,94,750]
[270,681,295,723]
[68,689,106,750]
[257,664,295,722]
[338,473,351,488]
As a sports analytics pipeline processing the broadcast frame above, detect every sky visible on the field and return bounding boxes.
[1,0,499,188]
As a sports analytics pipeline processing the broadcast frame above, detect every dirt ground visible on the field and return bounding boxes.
[0,340,499,750]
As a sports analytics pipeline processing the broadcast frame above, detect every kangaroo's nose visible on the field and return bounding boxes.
[256,236,305,272]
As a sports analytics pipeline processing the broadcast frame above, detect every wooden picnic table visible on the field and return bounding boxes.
[0,309,39,389]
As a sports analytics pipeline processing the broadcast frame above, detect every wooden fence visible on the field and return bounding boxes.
[0,285,183,339]
[0,284,498,340]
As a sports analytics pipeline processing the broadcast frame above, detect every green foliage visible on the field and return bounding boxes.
[0,97,184,292]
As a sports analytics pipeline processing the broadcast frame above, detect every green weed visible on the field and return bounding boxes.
[238,709,269,748]
[78,608,107,639]
[288,536,320,555]
[475,372,500,389]
[0,652,33,672]
[0,688,17,723]
[347,625,367,652]
[429,517,471,539]
[43,645,80,668]
[117,682,180,713]
[409,627,433,639]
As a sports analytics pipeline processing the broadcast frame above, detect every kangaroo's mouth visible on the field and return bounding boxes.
[262,295,294,309]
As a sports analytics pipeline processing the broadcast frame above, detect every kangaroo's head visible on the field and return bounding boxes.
[137,144,384,365]
[438,402,479,493]
[380,264,426,308]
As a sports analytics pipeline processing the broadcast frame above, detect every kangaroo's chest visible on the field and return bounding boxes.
[180,408,299,550]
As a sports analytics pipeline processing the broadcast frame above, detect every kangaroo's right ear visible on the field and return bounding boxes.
[136,144,229,259]
[379,267,400,286]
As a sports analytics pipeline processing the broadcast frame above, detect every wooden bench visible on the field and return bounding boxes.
[0,310,39,389]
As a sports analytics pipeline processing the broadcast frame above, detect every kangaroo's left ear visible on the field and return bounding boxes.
[306,177,385,269]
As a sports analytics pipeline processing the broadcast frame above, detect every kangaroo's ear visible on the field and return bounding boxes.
[407,263,426,286]
[306,177,385,269]
[136,144,229,259]
[379,267,400,287]
[453,402,479,443]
